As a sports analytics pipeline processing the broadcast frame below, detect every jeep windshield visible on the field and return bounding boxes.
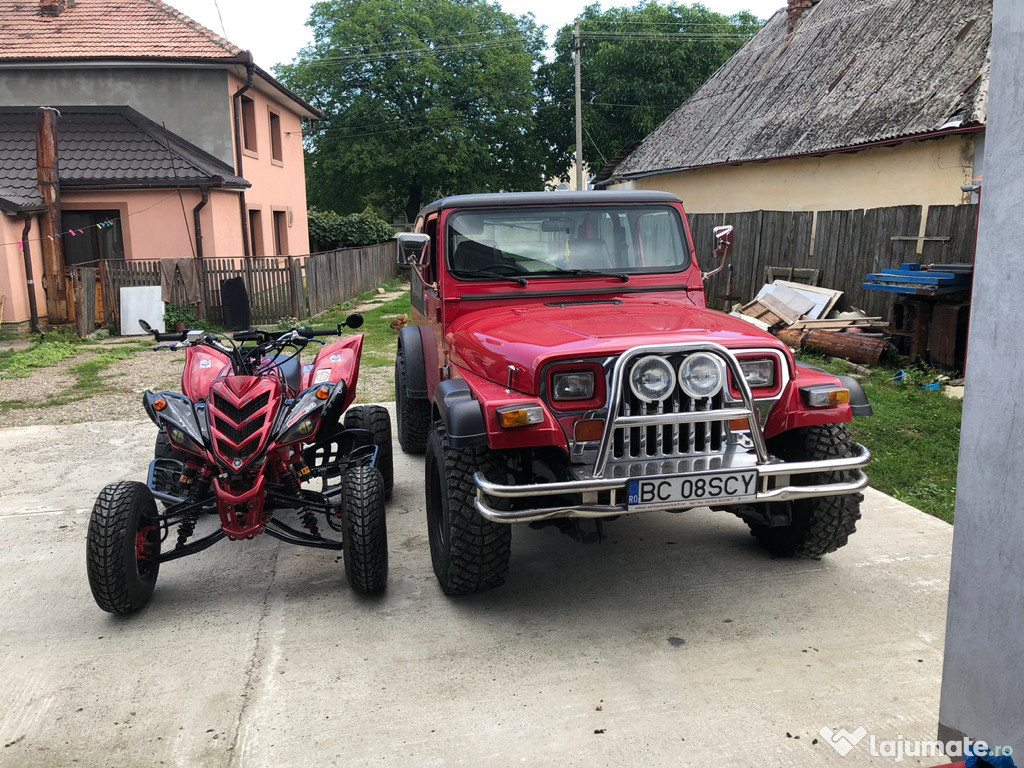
[446,204,693,281]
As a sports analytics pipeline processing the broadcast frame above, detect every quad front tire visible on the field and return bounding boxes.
[339,465,388,593]
[87,481,162,614]
[395,347,430,454]
[344,405,394,496]
[424,425,511,595]
[746,424,862,557]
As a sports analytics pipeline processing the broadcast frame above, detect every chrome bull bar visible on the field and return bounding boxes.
[473,443,871,523]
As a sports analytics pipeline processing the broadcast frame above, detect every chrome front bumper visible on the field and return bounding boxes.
[473,442,870,523]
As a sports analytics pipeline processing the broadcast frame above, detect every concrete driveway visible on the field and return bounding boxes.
[0,409,953,767]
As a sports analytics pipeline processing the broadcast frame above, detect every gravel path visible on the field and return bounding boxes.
[0,289,405,428]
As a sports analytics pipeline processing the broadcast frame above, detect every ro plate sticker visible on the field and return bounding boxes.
[314,369,331,383]
[199,359,212,369]
[329,354,343,363]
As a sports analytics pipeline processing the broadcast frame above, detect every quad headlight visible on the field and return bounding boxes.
[678,353,726,399]
[629,355,676,402]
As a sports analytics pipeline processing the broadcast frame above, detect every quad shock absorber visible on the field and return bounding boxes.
[280,464,320,537]
[176,467,214,548]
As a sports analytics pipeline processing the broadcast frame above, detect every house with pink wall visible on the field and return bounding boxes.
[0,0,321,331]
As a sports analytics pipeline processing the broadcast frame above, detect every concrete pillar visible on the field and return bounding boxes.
[937,0,1024,755]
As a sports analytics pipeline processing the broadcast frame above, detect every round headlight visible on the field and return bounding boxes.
[678,353,726,399]
[629,356,676,402]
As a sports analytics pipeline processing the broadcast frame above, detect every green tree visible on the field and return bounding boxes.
[277,0,547,223]
[537,2,761,178]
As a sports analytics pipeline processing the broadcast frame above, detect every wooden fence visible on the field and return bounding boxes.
[691,204,978,318]
[92,240,399,330]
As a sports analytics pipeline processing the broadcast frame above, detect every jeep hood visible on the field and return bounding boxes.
[447,297,789,394]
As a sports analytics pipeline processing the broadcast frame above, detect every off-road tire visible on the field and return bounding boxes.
[746,424,863,558]
[425,425,511,595]
[344,405,394,496]
[396,347,430,454]
[87,481,162,614]
[340,465,388,593]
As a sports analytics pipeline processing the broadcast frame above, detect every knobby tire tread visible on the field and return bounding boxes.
[396,349,430,454]
[344,405,394,495]
[748,423,863,558]
[427,425,511,595]
[86,481,160,614]
[341,465,388,593]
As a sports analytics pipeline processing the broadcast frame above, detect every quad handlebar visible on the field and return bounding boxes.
[137,314,364,376]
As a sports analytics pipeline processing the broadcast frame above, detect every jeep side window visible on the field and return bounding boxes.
[424,215,438,285]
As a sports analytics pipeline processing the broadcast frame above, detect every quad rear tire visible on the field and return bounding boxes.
[424,425,511,595]
[87,481,162,614]
[396,347,430,454]
[344,405,394,496]
[746,424,863,558]
[340,465,388,593]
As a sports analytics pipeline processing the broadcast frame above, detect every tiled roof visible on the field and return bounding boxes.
[0,0,244,62]
[609,0,991,180]
[0,106,248,213]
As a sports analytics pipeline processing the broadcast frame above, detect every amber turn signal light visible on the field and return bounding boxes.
[497,405,544,429]
[154,398,167,411]
[316,386,330,400]
[573,419,605,442]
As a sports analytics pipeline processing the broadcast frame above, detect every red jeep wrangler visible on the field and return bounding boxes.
[394,191,871,595]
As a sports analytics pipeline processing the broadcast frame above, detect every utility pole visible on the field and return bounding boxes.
[573,17,584,191]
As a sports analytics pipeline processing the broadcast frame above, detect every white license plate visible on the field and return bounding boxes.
[627,469,758,511]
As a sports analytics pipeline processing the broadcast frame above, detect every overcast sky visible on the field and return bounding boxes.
[165,0,785,71]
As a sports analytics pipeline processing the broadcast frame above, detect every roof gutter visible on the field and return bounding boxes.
[232,56,255,258]
[596,125,986,188]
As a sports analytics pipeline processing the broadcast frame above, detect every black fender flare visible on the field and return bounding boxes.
[836,374,873,418]
[434,379,488,449]
[397,327,427,398]
[798,364,873,418]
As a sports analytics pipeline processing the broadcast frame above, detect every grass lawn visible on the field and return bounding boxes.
[798,354,961,523]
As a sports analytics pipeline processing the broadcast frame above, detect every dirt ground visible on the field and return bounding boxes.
[0,289,403,428]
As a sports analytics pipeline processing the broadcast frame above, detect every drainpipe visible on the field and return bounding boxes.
[192,184,211,320]
[20,215,43,334]
[232,56,256,258]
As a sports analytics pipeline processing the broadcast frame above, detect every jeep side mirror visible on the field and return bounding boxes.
[702,225,734,281]
[396,232,431,268]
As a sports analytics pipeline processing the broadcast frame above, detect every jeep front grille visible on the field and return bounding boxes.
[613,387,728,461]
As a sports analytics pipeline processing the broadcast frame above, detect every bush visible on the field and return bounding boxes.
[308,206,394,251]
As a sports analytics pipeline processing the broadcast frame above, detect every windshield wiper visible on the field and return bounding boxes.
[546,268,630,282]
[454,269,528,287]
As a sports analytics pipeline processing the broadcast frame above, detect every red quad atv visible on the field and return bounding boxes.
[394,191,872,595]
[87,315,392,614]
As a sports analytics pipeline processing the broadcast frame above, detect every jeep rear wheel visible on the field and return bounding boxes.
[344,405,394,496]
[396,347,430,454]
[424,425,511,595]
[746,424,862,557]
[87,481,162,614]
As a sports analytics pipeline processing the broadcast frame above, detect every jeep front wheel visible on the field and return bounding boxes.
[396,347,430,454]
[746,424,862,557]
[424,425,511,595]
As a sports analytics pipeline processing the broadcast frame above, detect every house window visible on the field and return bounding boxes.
[62,210,125,266]
[269,111,283,163]
[241,95,257,152]
[249,209,264,256]
[273,210,288,255]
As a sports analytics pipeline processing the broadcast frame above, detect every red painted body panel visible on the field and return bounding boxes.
[413,196,852,452]
[445,295,791,397]
[306,334,364,412]
[182,345,231,402]
[207,375,282,473]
